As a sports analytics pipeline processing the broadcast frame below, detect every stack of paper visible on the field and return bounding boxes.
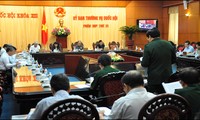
[162,81,183,94]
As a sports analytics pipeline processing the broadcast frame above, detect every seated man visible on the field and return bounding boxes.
[95,40,105,51]
[27,73,83,119]
[29,42,41,53]
[90,54,120,90]
[183,40,194,53]
[194,42,200,58]
[73,40,84,51]
[99,70,156,119]
[175,67,200,119]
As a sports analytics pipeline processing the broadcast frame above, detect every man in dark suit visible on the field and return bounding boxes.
[141,28,176,94]
[175,67,200,119]
[90,54,119,90]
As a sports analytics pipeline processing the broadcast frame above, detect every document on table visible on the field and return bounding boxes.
[74,83,91,88]
[97,107,111,116]
[162,81,183,94]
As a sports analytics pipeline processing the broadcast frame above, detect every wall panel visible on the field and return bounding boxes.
[126,1,163,49]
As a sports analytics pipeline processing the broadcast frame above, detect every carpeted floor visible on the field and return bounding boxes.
[0,91,19,119]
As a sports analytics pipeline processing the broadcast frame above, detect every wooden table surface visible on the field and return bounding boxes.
[13,66,80,94]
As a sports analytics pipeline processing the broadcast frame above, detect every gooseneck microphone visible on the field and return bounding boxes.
[90,92,125,103]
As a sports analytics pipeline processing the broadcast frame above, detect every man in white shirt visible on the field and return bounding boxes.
[0,46,20,93]
[0,44,11,56]
[27,73,83,119]
[183,40,194,53]
[29,42,41,53]
[0,46,19,70]
[100,70,156,119]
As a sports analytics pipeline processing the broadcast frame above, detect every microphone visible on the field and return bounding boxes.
[89,69,101,77]
[90,92,125,103]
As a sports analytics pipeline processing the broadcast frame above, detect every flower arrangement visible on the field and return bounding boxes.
[107,52,124,62]
[51,27,71,36]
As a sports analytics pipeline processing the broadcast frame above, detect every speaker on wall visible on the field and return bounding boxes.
[183,0,188,10]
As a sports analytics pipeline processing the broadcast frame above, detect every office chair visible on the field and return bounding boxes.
[96,71,126,107]
[41,98,99,120]
[138,93,192,120]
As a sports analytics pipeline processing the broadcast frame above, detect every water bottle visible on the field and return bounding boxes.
[44,68,48,75]
[48,72,52,80]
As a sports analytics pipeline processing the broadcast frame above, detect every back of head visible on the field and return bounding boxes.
[146,27,160,38]
[178,67,200,85]
[3,44,12,50]
[50,73,70,92]
[111,41,116,45]
[185,40,190,45]
[98,54,111,67]
[6,46,16,52]
[121,70,144,88]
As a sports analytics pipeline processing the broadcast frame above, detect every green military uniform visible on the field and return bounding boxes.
[90,66,119,90]
[141,38,176,93]
[175,84,200,118]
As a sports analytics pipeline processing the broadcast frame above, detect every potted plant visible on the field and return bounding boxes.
[119,25,138,49]
[119,25,138,40]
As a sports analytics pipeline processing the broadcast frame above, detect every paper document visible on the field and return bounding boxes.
[70,81,86,85]
[97,107,111,116]
[162,81,183,94]
[74,83,90,88]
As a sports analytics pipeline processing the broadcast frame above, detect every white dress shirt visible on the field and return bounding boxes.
[9,54,17,64]
[108,87,156,119]
[27,90,83,119]
[0,52,16,70]
[29,45,40,53]
[183,45,194,53]
[0,48,6,56]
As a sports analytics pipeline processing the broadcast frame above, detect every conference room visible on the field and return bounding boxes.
[0,0,200,119]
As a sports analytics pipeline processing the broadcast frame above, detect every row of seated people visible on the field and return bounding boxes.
[25,54,199,119]
[177,40,200,52]
[25,68,199,119]
[71,40,120,51]
[28,40,120,53]
[28,42,63,53]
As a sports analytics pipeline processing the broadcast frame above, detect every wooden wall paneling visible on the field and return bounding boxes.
[178,1,200,44]
[126,1,163,49]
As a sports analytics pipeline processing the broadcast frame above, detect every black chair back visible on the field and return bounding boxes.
[41,98,99,120]
[138,93,192,120]
[98,71,126,106]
